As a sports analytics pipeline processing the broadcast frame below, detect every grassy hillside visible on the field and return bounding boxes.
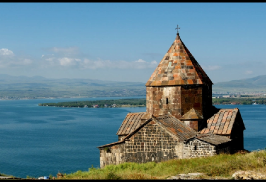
[56,150,266,180]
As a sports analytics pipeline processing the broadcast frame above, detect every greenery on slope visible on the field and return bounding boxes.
[59,150,266,180]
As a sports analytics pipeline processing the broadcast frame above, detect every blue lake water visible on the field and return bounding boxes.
[0,97,265,178]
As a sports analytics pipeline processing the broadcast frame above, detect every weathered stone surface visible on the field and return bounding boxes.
[183,138,217,158]
[167,173,205,180]
[232,170,266,180]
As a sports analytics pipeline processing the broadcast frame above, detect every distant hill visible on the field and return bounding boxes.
[0,74,146,99]
[1,74,266,99]
[213,75,266,93]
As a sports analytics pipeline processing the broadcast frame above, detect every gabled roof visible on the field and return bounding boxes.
[153,114,197,141]
[180,108,203,120]
[145,33,212,87]
[193,133,231,145]
[200,108,245,135]
[98,113,197,148]
[116,112,146,136]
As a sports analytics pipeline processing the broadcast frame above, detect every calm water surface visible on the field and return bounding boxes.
[0,97,265,178]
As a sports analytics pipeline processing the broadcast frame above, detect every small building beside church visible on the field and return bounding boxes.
[97,30,245,168]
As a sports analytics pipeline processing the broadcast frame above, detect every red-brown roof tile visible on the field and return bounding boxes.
[154,114,197,141]
[145,33,212,87]
[200,108,245,135]
[116,112,146,136]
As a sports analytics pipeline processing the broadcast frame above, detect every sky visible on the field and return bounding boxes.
[0,3,266,83]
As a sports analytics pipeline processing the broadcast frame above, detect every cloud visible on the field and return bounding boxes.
[136,59,145,63]
[58,57,81,66]
[42,56,158,70]
[0,48,33,68]
[245,70,253,75]
[202,65,221,71]
[0,45,158,74]
[41,46,158,70]
[21,59,32,65]
[0,48,14,56]
[80,58,157,69]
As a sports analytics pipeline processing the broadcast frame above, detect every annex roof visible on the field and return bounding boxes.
[145,33,212,87]
[180,108,203,120]
[200,108,245,135]
[116,112,146,136]
[153,114,197,141]
[194,133,231,145]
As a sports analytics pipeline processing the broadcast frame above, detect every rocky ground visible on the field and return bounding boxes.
[167,170,266,180]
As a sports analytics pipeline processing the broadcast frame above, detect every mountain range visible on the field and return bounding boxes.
[212,75,266,93]
[0,74,265,99]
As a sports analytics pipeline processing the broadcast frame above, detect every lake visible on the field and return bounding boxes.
[0,97,265,178]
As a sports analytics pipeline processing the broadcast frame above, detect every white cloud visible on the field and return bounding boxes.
[245,70,253,75]
[135,59,145,63]
[0,48,14,56]
[22,59,32,65]
[58,57,81,66]
[81,59,157,69]
[58,57,74,66]
[43,56,158,70]
[41,46,157,70]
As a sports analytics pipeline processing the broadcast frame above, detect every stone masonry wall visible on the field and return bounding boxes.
[183,139,216,158]
[146,85,211,123]
[146,86,182,119]
[124,120,180,163]
[99,143,125,168]
[181,86,202,116]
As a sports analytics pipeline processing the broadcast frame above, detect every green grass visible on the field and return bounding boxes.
[60,150,266,179]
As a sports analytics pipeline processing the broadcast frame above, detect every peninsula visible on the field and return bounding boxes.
[38,98,146,108]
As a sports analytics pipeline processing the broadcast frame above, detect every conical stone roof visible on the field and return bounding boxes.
[145,33,212,87]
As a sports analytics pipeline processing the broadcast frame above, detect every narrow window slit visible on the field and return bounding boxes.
[166,98,168,104]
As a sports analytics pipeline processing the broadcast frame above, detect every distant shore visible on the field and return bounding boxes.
[1,97,266,106]
[38,98,146,108]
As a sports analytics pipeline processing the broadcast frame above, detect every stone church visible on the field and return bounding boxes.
[97,30,246,168]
